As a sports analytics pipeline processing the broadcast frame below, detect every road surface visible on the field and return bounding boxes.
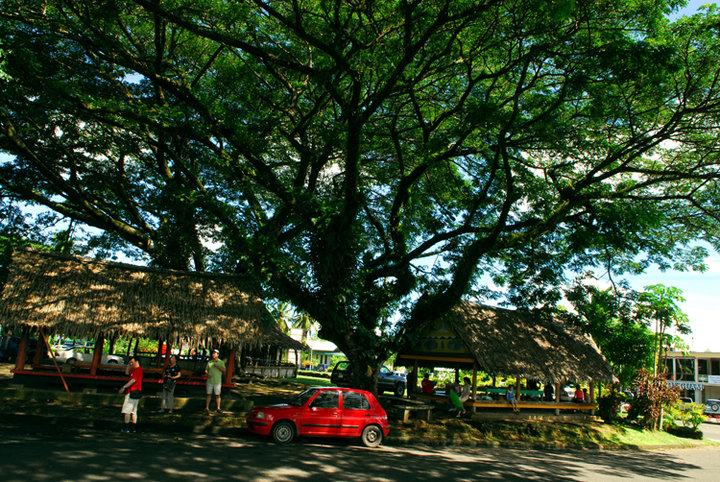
[1,422,719,481]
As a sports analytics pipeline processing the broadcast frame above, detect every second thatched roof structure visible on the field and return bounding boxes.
[397,302,616,383]
[0,248,279,349]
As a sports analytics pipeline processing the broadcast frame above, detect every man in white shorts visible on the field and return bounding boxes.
[118,357,143,432]
[205,349,226,413]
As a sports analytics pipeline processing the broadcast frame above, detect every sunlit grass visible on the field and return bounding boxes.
[281,375,334,387]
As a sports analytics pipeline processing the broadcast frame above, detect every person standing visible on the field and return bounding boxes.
[118,357,143,432]
[205,349,226,413]
[506,384,519,413]
[160,355,182,413]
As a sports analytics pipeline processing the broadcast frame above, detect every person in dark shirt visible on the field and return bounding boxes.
[160,355,182,413]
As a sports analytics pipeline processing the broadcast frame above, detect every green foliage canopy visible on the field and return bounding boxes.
[1,1,720,388]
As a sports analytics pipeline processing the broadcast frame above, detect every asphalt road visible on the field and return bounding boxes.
[700,419,720,442]
[2,421,720,481]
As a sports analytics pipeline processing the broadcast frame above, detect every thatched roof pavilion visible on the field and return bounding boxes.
[397,302,615,383]
[261,323,305,351]
[0,248,276,349]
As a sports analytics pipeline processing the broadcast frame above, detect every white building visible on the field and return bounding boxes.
[665,352,720,402]
[286,328,345,368]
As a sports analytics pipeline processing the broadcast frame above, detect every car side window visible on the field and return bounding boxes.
[380,366,390,375]
[309,390,340,409]
[343,391,371,410]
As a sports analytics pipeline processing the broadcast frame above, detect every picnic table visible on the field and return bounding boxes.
[393,402,434,422]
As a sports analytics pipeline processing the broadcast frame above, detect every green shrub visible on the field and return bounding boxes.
[598,392,625,424]
[666,425,704,439]
[664,400,706,431]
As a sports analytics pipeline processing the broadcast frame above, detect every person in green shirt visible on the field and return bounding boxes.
[205,349,226,413]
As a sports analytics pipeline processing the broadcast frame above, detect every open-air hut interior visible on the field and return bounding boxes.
[0,248,296,389]
[397,302,616,411]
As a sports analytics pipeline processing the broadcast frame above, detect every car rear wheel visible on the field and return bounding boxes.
[108,359,118,364]
[271,421,295,444]
[361,424,383,448]
[394,383,406,397]
[67,358,76,365]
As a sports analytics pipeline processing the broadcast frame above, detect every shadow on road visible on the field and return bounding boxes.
[0,423,704,481]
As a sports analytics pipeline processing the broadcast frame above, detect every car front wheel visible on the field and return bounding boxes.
[394,383,406,397]
[361,424,383,448]
[271,421,295,444]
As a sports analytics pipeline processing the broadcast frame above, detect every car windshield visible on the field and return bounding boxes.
[288,388,319,406]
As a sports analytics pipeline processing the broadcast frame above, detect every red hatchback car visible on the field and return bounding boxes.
[246,386,390,447]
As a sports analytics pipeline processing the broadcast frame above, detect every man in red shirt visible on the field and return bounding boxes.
[573,385,585,403]
[421,373,436,394]
[118,357,143,432]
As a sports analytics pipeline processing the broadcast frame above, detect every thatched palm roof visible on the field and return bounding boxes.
[0,248,276,349]
[261,323,306,351]
[398,302,616,383]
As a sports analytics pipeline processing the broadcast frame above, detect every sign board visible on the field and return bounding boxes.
[708,375,720,385]
[667,381,703,391]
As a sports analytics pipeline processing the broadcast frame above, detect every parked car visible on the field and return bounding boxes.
[678,397,693,404]
[0,335,39,362]
[704,399,720,418]
[247,386,389,447]
[331,361,407,397]
[52,344,125,365]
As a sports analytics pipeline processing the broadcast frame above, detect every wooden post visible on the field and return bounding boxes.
[33,332,45,366]
[516,378,522,401]
[161,341,171,372]
[156,338,164,367]
[471,363,478,413]
[15,327,30,370]
[90,334,105,375]
[589,381,595,403]
[555,382,561,415]
[223,349,236,385]
[107,334,117,356]
[409,360,419,397]
[40,329,70,393]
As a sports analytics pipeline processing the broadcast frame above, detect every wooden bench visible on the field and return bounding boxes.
[410,392,597,414]
[393,403,434,422]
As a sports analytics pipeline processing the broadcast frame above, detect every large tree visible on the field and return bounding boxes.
[1,1,720,390]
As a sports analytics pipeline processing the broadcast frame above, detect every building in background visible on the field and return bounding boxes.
[287,328,344,370]
[665,352,720,402]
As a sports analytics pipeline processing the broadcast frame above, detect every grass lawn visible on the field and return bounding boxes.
[389,418,714,448]
[281,375,334,387]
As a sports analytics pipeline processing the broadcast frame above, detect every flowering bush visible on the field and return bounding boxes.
[664,400,706,431]
[627,369,680,430]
